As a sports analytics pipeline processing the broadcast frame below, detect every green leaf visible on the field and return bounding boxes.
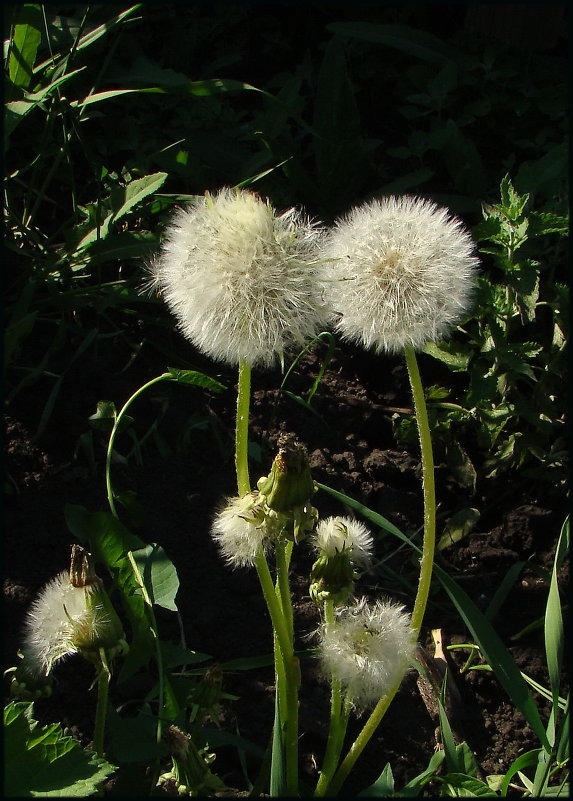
[131,543,180,611]
[167,367,226,392]
[437,508,480,551]
[64,504,144,568]
[358,762,395,796]
[4,701,116,797]
[8,4,42,92]
[88,400,134,433]
[423,341,471,371]
[439,773,498,796]
[105,704,165,763]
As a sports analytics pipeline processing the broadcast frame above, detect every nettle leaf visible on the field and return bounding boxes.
[528,211,569,237]
[4,701,115,797]
[423,341,471,371]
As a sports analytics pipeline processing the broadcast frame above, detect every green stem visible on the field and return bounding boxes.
[326,676,403,796]
[314,600,347,797]
[106,373,172,518]
[324,345,437,795]
[275,539,299,795]
[92,648,111,758]
[404,343,436,638]
[235,360,251,497]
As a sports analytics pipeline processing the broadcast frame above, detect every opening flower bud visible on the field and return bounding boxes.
[257,434,316,515]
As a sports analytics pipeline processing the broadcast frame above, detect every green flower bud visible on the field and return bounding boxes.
[162,726,224,795]
[8,652,53,700]
[309,550,355,606]
[190,664,223,721]
[257,434,315,515]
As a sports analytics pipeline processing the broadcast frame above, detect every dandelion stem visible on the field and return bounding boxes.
[404,343,436,638]
[314,599,347,797]
[326,676,403,796]
[92,648,111,758]
[323,345,436,795]
[255,549,299,794]
[235,360,252,497]
[275,539,299,795]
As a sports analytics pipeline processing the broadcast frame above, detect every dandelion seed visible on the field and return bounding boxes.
[320,195,479,354]
[318,597,415,708]
[211,492,269,568]
[150,188,329,367]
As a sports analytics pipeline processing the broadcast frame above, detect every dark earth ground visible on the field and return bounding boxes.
[4,319,569,796]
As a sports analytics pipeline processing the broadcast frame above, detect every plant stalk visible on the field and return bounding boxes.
[235,359,251,497]
[92,648,111,758]
[323,344,437,794]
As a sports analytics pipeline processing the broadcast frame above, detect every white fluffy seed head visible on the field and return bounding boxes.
[318,597,415,709]
[23,571,95,675]
[149,188,329,367]
[320,195,479,354]
[312,516,374,568]
[211,493,269,568]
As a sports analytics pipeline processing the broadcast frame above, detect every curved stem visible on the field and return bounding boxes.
[106,373,172,518]
[404,344,436,638]
[235,360,251,497]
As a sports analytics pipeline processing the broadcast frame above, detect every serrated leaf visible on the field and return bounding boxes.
[4,701,116,797]
[423,341,470,371]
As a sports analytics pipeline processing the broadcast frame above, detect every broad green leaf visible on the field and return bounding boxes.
[64,504,144,568]
[131,543,180,611]
[159,640,210,669]
[4,701,115,797]
[105,704,165,763]
[8,4,42,91]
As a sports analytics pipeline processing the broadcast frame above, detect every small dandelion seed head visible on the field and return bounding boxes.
[319,195,479,354]
[312,516,374,568]
[318,596,415,709]
[149,187,329,367]
[211,492,269,568]
[23,571,89,675]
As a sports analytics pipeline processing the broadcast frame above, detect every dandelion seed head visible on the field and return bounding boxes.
[23,571,91,674]
[211,492,269,568]
[320,195,479,354]
[312,516,373,567]
[150,188,329,367]
[318,597,415,708]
